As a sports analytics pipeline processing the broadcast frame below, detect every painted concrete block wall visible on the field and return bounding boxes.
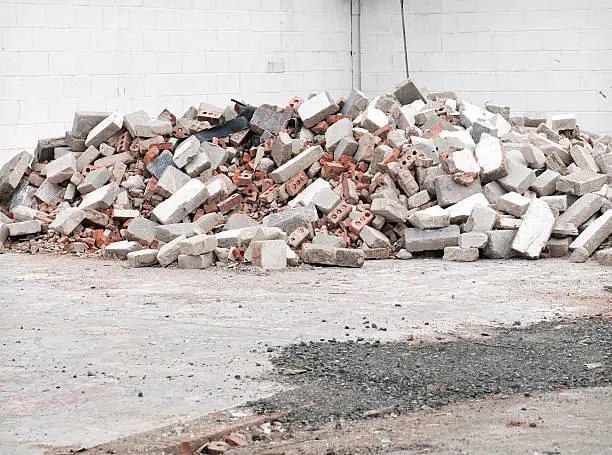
[0,0,351,165]
[361,0,612,135]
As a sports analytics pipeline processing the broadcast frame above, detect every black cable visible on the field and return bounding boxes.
[400,0,410,78]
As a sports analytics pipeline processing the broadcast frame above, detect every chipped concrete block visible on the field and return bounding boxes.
[570,145,599,173]
[556,170,606,196]
[177,253,215,269]
[157,235,187,267]
[271,145,324,184]
[464,205,498,233]
[447,149,480,174]
[434,174,483,208]
[361,107,389,133]
[511,199,556,259]
[443,246,479,262]
[497,192,531,218]
[271,131,293,166]
[475,133,507,182]
[125,216,159,243]
[359,225,391,249]
[156,166,191,198]
[483,230,518,259]
[174,136,201,168]
[407,190,430,209]
[45,153,77,184]
[459,232,488,249]
[85,111,123,148]
[77,167,111,194]
[179,234,218,256]
[392,78,427,105]
[498,158,536,194]
[50,207,85,236]
[541,195,568,213]
[151,179,208,225]
[408,205,450,229]
[569,211,612,262]
[551,113,576,131]
[403,225,460,252]
[325,118,353,153]
[8,220,41,237]
[444,193,490,224]
[127,249,158,268]
[531,169,560,196]
[251,240,287,270]
[556,193,603,229]
[301,244,365,268]
[371,197,409,223]
[298,92,339,128]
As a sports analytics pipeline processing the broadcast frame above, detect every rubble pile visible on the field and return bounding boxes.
[1,78,611,269]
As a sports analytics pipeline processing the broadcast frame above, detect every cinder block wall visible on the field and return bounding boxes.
[361,0,612,134]
[0,0,351,165]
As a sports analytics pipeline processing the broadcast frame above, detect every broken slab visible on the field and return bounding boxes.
[156,234,186,267]
[371,197,409,223]
[498,158,536,194]
[497,192,531,218]
[77,167,111,194]
[531,169,561,197]
[556,193,603,229]
[155,166,191,198]
[359,225,392,249]
[483,230,518,259]
[556,170,606,196]
[0,151,32,204]
[434,174,483,208]
[45,152,76,184]
[179,234,218,256]
[464,205,498,232]
[151,179,208,225]
[7,220,41,237]
[444,193,490,224]
[511,199,556,259]
[443,246,479,262]
[177,253,215,269]
[325,118,353,153]
[301,244,365,268]
[459,232,488,249]
[403,225,460,252]
[49,207,85,236]
[173,136,201,168]
[85,111,123,148]
[271,145,324,184]
[125,216,159,243]
[127,249,158,268]
[569,210,612,262]
[298,92,339,128]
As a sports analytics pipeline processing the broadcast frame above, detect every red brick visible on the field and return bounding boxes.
[285,171,308,197]
[311,121,329,134]
[321,161,346,180]
[422,122,445,139]
[349,210,374,234]
[158,109,176,127]
[217,194,243,213]
[230,128,251,147]
[197,110,224,125]
[326,201,353,228]
[224,433,248,447]
[288,226,310,249]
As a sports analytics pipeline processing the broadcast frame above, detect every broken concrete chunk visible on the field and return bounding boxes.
[0,151,33,204]
[79,182,120,211]
[464,205,498,233]
[511,199,556,259]
[7,220,41,237]
[127,249,158,268]
[85,111,123,148]
[298,92,339,128]
[77,168,111,194]
[45,152,77,184]
[50,207,85,236]
[251,239,287,270]
[483,230,518,259]
[434,174,482,208]
[498,158,536,194]
[497,192,531,218]
[392,78,427,105]
[408,205,450,230]
[271,146,324,184]
[403,225,460,252]
[556,170,606,196]
[179,234,218,256]
[361,107,389,133]
[301,244,365,268]
[475,134,507,182]
[569,210,612,262]
[177,253,215,269]
[443,246,479,262]
[151,179,208,225]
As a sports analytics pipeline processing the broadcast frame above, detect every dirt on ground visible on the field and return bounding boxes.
[251,318,611,426]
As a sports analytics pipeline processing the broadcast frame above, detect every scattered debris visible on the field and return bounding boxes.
[1,79,611,269]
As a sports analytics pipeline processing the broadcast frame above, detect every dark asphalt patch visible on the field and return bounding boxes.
[250,318,611,425]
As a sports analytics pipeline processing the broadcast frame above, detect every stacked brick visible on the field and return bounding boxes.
[1,79,611,269]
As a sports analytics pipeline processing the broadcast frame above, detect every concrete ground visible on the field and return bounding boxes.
[0,253,610,454]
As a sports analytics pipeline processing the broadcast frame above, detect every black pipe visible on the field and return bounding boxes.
[400,0,410,78]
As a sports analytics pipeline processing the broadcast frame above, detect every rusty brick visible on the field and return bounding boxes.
[230,128,251,148]
[197,110,224,125]
[259,184,280,204]
[158,109,177,127]
[285,170,308,197]
[217,194,243,213]
[422,122,445,139]
[241,183,258,202]
[338,155,357,168]
[311,121,329,134]
[373,124,393,138]
[326,201,353,228]
[321,161,346,180]
[349,210,374,234]
[288,225,310,249]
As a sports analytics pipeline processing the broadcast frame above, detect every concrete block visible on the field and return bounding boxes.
[184,150,212,177]
[104,240,141,259]
[34,178,63,204]
[403,225,460,252]
[251,240,287,270]
[113,209,139,220]
[0,223,8,247]
[569,210,612,261]
[77,167,111,194]
[471,120,497,142]
[485,103,510,120]
[359,225,391,249]
[412,137,439,164]
[444,193,490,224]
[434,174,483,208]
[497,192,531,218]
[76,146,101,172]
[0,151,32,204]
[7,220,41,237]
[595,248,612,266]
[459,232,488,249]
[148,150,176,179]
[263,204,318,234]
[11,205,37,221]
[193,212,220,234]
[408,205,450,229]
[325,118,353,153]
[127,249,159,268]
[179,234,218,255]
[124,110,149,137]
[483,181,507,204]
[94,152,135,168]
[271,131,293,166]
[125,216,159,243]
[45,153,77,184]
[523,112,547,128]
[392,78,427,105]
[133,119,172,138]
[333,137,359,161]
[512,199,556,259]
[407,190,430,209]
[157,234,187,267]
[151,179,208,225]
[570,145,599,173]
[301,244,365,268]
[556,170,606,196]
[271,145,324,184]
[443,246,479,262]
[531,169,560,196]
[547,237,570,258]
[50,207,85,236]
[528,132,572,165]
[519,144,546,169]
[224,213,258,231]
[250,104,295,134]
[387,129,409,150]
[541,195,568,213]
[79,182,120,210]
[312,187,341,214]
[155,223,199,243]
[178,253,215,269]
[361,107,389,133]
[498,158,536,194]
[85,111,123,148]
[298,92,339,128]
[392,166,420,198]
[483,230,518,259]
[99,143,115,157]
[72,111,110,139]
[214,226,259,248]
[475,133,507,182]
[155,166,190,198]
[464,205,498,232]
[551,113,576,131]
[371,197,409,223]
[174,136,201,168]
[556,193,603,229]
[341,88,369,118]
[244,226,287,262]
[354,131,376,163]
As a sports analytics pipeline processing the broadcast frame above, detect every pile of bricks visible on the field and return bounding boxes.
[1,78,612,269]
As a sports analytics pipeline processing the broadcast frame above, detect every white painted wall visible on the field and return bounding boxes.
[0,0,351,165]
[1,0,611,167]
[361,0,612,134]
